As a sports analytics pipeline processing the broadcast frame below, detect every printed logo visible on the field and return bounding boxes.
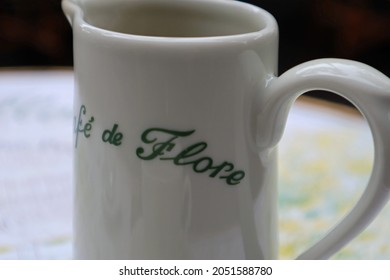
[136,128,246,186]
[74,104,246,186]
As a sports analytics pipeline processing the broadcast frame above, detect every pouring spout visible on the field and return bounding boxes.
[62,0,82,26]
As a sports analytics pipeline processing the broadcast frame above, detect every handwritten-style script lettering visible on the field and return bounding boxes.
[74,105,94,148]
[136,128,246,186]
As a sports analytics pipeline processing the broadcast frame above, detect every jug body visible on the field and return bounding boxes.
[68,0,280,259]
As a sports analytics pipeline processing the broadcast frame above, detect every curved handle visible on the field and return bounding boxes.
[259,58,390,259]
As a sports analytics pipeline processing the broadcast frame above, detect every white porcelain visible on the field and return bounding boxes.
[63,0,390,259]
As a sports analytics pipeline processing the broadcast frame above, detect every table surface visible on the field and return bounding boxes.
[0,69,389,260]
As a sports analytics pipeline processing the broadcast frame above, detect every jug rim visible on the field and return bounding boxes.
[62,0,278,44]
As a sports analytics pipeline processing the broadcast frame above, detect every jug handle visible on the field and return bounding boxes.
[259,58,390,259]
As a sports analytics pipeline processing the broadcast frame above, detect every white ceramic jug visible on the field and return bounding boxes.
[63,0,390,259]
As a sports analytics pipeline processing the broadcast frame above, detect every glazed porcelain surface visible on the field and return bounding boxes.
[63,0,390,259]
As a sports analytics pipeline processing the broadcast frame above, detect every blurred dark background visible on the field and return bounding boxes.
[0,0,72,66]
[0,0,389,104]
